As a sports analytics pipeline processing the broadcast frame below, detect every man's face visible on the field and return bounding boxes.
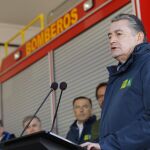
[73,99,92,123]
[108,19,142,62]
[97,85,107,108]
[24,118,41,135]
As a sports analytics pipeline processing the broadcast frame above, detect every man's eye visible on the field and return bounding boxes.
[83,105,89,109]
[108,35,112,39]
[117,32,122,36]
[32,124,37,127]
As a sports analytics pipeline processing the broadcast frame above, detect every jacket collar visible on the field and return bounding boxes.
[72,115,96,127]
[107,42,149,76]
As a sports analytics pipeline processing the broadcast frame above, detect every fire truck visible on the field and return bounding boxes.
[0,0,149,137]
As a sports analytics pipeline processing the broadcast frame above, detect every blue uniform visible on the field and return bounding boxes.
[66,115,96,144]
[100,43,150,150]
[0,131,15,142]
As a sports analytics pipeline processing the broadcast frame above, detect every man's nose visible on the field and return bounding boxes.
[110,35,117,44]
[79,107,84,112]
[29,128,34,133]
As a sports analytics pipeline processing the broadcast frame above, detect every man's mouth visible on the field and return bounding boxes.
[111,47,116,50]
[111,46,119,51]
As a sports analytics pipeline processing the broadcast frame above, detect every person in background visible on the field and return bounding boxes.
[81,13,150,150]
[0,120,15,142]
[91,82,107,142]
[22,115,42,135]
[66,96,96,144]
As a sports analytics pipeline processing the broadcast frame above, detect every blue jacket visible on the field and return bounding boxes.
[0,131,15,142]
[99,43,150,150]
[66,115,96,144]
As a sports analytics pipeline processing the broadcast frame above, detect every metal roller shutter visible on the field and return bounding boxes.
[2,55,52,136]
[54,3,132,137]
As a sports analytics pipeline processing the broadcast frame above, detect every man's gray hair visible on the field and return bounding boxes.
[22,115,41,127]
[111,14,147,42]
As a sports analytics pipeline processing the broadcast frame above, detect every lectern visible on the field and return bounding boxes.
[0,131,85,150]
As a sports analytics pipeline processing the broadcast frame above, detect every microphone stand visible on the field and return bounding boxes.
[50,82,67,132]
[20,82,58,137]
[50,90,63,132]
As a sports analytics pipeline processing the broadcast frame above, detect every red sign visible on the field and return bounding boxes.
[132,0,150,41]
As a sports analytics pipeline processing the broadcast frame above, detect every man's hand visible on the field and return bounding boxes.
[80,142,101,150]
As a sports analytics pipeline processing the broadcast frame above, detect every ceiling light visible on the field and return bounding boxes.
[14,51,21,60]
[83,0,94,11]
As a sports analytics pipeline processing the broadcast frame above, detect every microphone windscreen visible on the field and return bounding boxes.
[51,82,58,90]
[60,82,67,90]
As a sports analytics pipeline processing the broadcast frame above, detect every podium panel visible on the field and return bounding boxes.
[0,131,85,150]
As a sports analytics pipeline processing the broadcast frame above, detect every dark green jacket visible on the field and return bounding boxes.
[91,119,100,142]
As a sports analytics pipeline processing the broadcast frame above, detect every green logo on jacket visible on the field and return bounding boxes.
[120,79,132,89]
[84,134,91,141]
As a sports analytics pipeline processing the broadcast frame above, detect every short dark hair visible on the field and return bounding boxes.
[111,13,147,42]
[23,115,41,127]
[73,96,92,107]
[95,82,107,100]
[0,120,3,127]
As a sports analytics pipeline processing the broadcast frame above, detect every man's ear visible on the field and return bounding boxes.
[137,32,145,43]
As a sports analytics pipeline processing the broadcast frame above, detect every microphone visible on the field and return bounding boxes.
[20,82,58,137]
[60,82,67,90]
[50,82,67,132]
